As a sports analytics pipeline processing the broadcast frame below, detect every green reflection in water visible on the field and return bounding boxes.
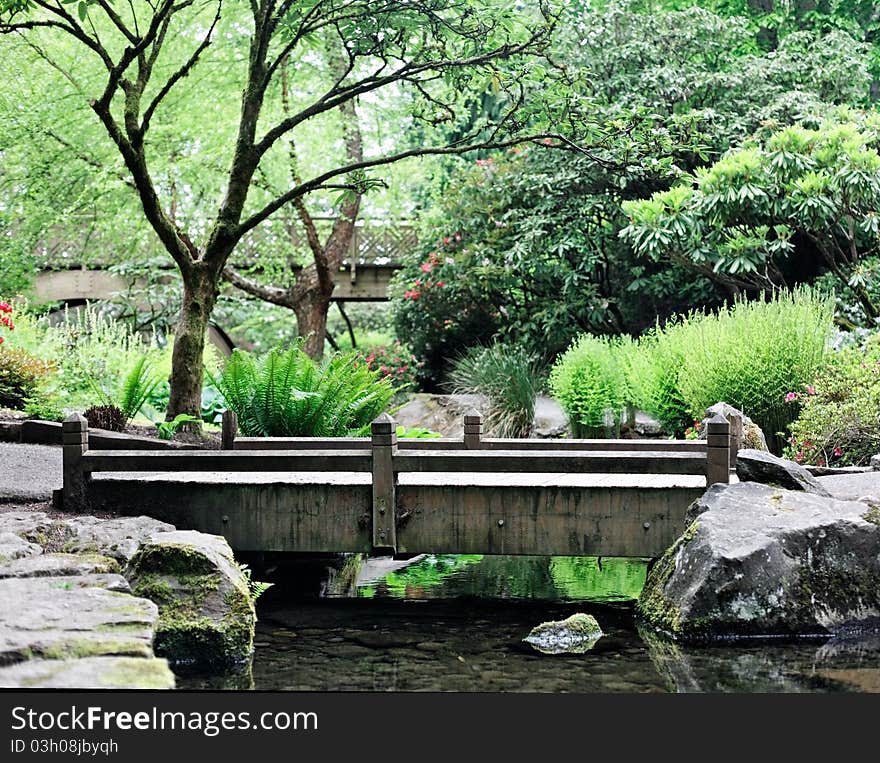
[358,554,649,603]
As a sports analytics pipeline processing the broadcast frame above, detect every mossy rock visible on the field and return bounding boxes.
[637,482,880,641]
[126,531,255,669]
[524,613,603,654]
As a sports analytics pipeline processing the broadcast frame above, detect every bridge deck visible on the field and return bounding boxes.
[91,471,715,488]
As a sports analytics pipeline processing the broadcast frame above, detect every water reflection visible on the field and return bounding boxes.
[343,554,648,603]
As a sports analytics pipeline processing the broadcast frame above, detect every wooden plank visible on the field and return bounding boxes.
[82,450,372,473]
[396,482,704,557]
[235,436,470,451]
[480,438,707,452]
[88,479,373,554]
[393,449,708,475]
[233,436,705,452]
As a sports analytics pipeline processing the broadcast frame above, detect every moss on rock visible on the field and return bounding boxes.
[126,531,255,669]
[635,521,700,637]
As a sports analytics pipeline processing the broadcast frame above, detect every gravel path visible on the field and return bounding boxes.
[0,442,62,504]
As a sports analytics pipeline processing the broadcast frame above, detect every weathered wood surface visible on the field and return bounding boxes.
[82,450,373,473]
[393,450,708,475]
[396,482,702,557]
[85,475,701,557]
[233,436,707,452]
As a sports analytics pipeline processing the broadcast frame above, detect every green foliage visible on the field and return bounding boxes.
[356,341,421,397]
[447,343,543,438]
[155,414,201,441]
[212,346,394,437]
[549,335,629,437]
[672,290,834,451]
[396,425,441,439]
[553,289,833,447]
[0,346,53,410]
[620,324,694,436]
[89,355,161,425]
[623,112,880,323]
[238,564,273,605]
[785,337,880,467]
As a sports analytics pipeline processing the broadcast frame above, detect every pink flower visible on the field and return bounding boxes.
[436,281,446,288]
[805,385,816,395]
[833,446,842,457]
[784,392,799,402]
[420,262,433,273]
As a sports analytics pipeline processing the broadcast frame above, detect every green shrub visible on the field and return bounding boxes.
[447,343,543,438]
[212,346,394,437]
[0,347,54,410]
[620,323,693,436]
[673,289,834,452]
[552,289,833,447]
[784,337,880,466]
[356,341,421,397]
[549,335,627,438]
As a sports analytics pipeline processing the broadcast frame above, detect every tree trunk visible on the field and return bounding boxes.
[167,266,219,418]
[293,290,331,359]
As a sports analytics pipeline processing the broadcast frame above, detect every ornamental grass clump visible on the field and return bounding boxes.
[212,345,394,437]
[549,334,628,438]
[447,343,543,438]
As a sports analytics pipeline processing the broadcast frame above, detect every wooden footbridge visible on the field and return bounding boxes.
[58,411,732,558]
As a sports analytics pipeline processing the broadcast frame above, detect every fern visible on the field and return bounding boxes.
[118,355,161,423]
[212,345,395,437]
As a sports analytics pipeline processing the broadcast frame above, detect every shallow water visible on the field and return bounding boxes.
[177,554,880,693]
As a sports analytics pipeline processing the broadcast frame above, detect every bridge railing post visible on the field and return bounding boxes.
[706,412,731,485]
[371,413,398,553]
[221,410,238,450]
[62,412,90,512]
[463,409,482,449]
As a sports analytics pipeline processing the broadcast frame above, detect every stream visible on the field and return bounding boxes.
[177,554,880,693]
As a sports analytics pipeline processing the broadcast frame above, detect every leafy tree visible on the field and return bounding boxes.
[0,0,582,418]
[393,2,871,382]
[622,111,880,323]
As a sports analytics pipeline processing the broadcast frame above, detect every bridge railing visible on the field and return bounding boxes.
[61,408,731,548]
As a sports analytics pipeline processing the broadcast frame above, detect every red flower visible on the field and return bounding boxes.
[420,262,433,273]
[833,446,842,457]
[436,281,446,288]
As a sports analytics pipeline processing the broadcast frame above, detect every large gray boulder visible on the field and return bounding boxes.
[637,481,880,641]
[0,657,175,689]
[736,448,832,496]
[0,576,159,664]
[126,530,256,668]
[703,402,768,451]
[59,515,176,562]
[524,613,603,654]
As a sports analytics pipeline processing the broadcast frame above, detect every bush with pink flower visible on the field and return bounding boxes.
[356,341,421,396]
[785,336,880,466]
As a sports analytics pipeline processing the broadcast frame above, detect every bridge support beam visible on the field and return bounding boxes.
[371,413,398,553]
